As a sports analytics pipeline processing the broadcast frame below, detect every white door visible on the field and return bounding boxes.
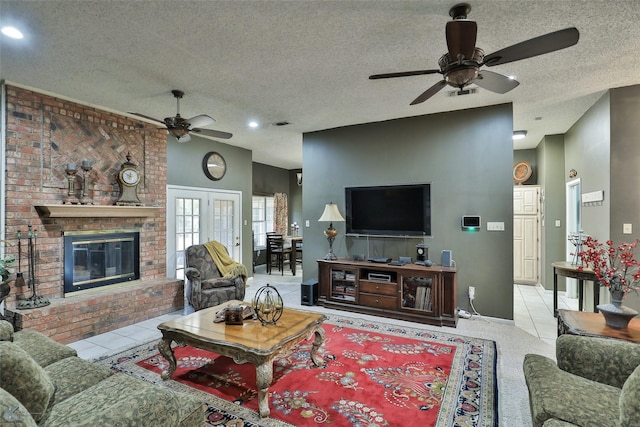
[514,186,540,284]
[565,179,581,298]
[166,186,242,280]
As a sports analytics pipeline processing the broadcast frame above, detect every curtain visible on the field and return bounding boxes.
[274,192,288,235]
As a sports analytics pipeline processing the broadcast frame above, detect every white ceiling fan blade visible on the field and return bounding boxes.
[475,70,520,94]
[187,114,215,129]
[177,134,191,143]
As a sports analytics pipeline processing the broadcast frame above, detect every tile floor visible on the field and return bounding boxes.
[67,267,579,359]
[513,282,578,346]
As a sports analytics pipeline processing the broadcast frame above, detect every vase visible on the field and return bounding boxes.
[597,290,638,329]
[610,289,625,308]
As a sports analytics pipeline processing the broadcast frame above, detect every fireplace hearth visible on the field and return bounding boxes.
[64,231,140,295]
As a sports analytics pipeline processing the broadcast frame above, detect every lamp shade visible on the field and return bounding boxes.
[318,203,345,222]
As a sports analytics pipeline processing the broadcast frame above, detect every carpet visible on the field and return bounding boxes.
[96,314,498,426]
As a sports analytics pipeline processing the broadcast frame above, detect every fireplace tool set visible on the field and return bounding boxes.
[15,225,50,309]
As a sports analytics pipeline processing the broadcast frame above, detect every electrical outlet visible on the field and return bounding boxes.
[468,286,475,301]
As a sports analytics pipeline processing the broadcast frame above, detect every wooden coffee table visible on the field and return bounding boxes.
[557,309,640,343]
[157,300,326,418]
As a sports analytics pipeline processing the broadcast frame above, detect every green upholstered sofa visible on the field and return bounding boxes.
[0,320,203,426]
[524,334,640,427]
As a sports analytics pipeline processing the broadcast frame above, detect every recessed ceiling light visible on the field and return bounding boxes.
[1,26,24,39]
[513,130,527,140]
[248,121,259,128]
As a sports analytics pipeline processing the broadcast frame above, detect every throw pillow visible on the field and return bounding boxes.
[0,341,55,422]
[620,364,640,426]
[0,387,37,427]
[0,319,13,341]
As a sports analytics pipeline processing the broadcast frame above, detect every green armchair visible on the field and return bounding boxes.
[524,334,640,427]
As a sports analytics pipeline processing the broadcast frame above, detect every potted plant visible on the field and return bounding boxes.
[0,240,15,283]
[578,237,640,328]
[1,241,16,306]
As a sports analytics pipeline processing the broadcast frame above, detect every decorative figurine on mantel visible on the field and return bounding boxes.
[80,160,94,205]
[63,163,80,205]
[115,152,143,206]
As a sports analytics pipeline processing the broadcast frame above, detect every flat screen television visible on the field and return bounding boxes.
[345,183,431,237]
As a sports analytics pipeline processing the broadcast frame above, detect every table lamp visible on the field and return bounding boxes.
[318,203,345,260]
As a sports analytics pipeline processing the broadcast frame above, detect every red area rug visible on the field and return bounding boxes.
[97,314,497,426]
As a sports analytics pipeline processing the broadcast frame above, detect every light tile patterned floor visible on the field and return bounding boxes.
[67,268,578,359]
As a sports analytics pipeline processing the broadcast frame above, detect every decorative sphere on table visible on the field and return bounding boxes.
[252,284,284,325]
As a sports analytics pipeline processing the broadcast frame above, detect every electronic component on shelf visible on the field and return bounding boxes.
[368,257,392,263]
[368,272,392,282]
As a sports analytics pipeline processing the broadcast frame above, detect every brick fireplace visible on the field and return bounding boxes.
[63,230,140,295]
[3,84,183,344]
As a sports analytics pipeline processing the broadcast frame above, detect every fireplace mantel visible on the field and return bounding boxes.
[35,205,159,218]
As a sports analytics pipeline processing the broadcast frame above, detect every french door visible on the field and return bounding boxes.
[166,186,242,280]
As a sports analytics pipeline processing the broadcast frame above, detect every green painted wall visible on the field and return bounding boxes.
[301,104,515,320]
[253,162,290,196]
[563,91,611,310]
[166,135,253,273]
[536,134,566,290]
[609,85,640,312]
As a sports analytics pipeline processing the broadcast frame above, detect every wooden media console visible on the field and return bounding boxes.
[317,259,458,327]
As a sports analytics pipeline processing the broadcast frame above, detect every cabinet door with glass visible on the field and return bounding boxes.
[329,267,357,302]
[400,272,437,316]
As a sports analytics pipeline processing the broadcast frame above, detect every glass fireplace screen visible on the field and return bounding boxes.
[64,232,140,294]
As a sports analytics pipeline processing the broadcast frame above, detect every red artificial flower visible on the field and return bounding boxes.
[578,237,640,299]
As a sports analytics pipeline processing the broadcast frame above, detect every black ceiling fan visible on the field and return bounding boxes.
[129,90,232,143]
[369,3,579,105]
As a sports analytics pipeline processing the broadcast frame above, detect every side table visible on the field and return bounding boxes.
[552,261,599,317]
[557,309,640,343]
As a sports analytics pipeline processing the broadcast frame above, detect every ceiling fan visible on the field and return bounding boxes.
[129,90,232,143]
[369,3,579,105]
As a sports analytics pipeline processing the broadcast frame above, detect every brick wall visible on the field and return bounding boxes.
[3,85,181,343]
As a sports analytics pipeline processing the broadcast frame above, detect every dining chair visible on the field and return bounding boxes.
[266,234,292,275]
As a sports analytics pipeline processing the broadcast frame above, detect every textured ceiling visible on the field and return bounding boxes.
[1,1,639,170]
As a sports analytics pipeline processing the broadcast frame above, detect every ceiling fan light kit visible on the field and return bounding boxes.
[370,2,579,105]
[129,89,233,143]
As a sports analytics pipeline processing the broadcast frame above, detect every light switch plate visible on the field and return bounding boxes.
[623,223,633,234]
[487,221,505,231]
[555,220,561,227]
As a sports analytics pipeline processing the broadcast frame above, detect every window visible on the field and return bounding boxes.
[252,195,274,248]
[175,197,201,280]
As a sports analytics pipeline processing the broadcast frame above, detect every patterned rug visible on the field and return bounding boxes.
[96,314,498,426]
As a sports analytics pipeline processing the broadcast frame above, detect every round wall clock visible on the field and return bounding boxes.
[513,161,532,184]
[203,151,227,181]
